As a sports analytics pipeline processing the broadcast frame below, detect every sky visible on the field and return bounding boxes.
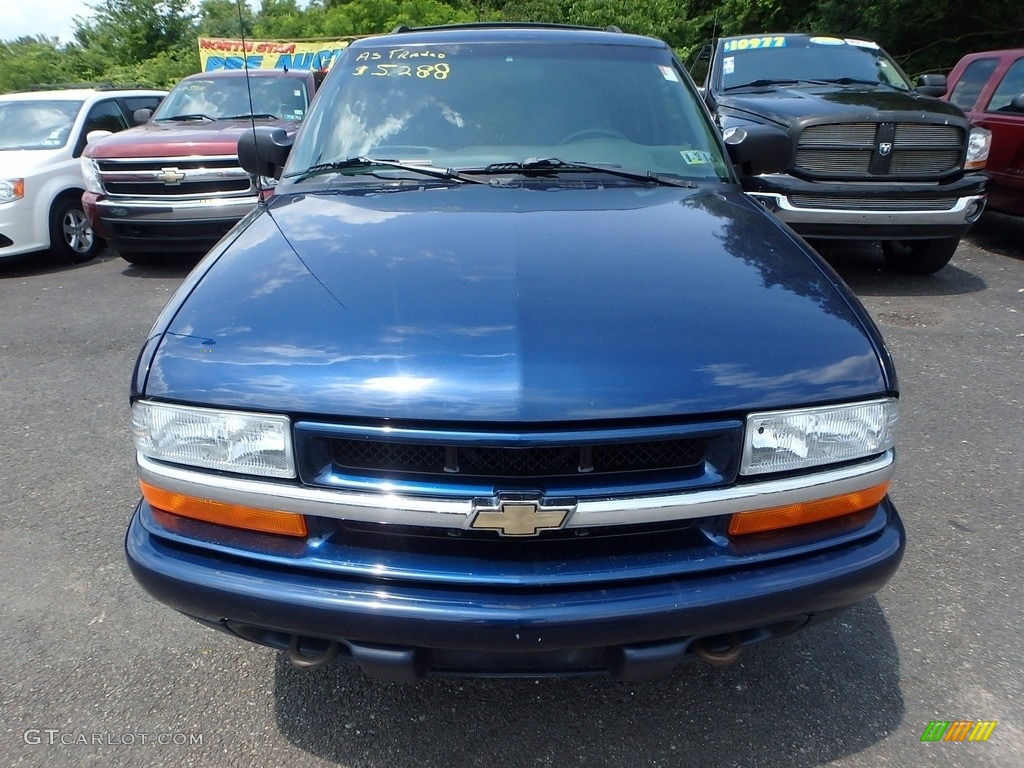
[6,2,96,44]
[4,1,300,44]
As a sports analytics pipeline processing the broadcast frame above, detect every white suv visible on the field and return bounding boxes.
[0,87,165,264]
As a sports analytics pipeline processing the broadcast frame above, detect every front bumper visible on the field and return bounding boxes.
[0,198,48,258]
[745,173,988,240]
[84,192,256,253]
[126,496,905,681]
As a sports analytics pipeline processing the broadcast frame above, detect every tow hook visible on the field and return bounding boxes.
[287,635,339,669]
[692,633,742,666]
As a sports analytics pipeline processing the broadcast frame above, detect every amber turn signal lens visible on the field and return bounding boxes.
[140,481,308,537]
[728,482,889,536]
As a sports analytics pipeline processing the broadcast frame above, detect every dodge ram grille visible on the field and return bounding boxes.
[794,122,964,180]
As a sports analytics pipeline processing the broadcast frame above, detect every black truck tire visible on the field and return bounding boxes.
[882,237,960,275]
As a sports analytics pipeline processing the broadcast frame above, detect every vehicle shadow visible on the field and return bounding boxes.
[0,247,201,279]
[964,211,1024,261]
[272,599,903,768]
[0,248,113,278]
[115,250,203,279]
[810,240,987,298]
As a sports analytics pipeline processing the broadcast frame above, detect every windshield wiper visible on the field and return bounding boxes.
[159,113,216,122]
[287,157,486,184]
[723,78,805,91]
[223,113,280,120]
[477,158,696,188]
[818,77,899,89]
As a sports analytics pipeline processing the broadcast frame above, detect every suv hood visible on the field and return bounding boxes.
[87,119,298,159]
[142,184,891,422]
[717,86,967,129]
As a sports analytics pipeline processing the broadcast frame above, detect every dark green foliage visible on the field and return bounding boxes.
[2,0,1021,93]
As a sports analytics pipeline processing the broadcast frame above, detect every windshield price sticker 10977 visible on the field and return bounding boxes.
[723,37,787,52]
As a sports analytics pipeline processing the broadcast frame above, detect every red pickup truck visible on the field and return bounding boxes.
[82,69,318,264]
[944,49,1024,217]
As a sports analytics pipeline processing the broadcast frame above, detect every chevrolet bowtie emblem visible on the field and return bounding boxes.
[157,167,186,185]
[471,499,574,536]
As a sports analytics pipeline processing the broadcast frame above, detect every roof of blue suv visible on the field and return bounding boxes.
[357,22,660,47]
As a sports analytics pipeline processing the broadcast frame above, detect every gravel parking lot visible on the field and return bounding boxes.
[1,214,1022,767]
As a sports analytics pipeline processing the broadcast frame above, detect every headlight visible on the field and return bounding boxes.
[81,157,104,194]
[965,126,991,170]
[132,401,295,478]
[0,178,25,203]
[741,398,898,476]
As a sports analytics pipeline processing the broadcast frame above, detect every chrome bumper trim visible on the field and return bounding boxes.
[137,451,896,530]
[95,196,257,222]
[750,192,985,226]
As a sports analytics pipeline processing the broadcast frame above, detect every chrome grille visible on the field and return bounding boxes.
[104,179,251,196]
[788,195,958,211]
[97,155,255,200]
[794,121,964,179]
[794,149,871,175]
[890,150,963,174]
[893,124,961,145]
[800,123,877,146]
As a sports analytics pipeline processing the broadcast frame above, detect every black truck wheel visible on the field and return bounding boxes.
[882,237,960,275]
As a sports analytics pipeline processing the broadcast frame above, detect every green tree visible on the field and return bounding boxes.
[314,0,477,37]
[198,0,257,37]
[255,0,322,37]
[800,0,1024,75]
[92,47,201,89]
[72,0,198,68]
[4,1,1023,95]
[0,36,76,93]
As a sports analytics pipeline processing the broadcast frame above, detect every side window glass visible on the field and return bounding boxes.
[948,58,998,110]
[123,96,164,114]
[986,58,1024,112]
[75,99,130,156]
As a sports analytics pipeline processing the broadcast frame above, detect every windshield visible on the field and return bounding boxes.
[716,36,914,92]
[0,100,83,150]
[153,76,310,121]
[285,40,731,183]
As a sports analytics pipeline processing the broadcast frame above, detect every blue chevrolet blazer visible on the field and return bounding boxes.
[125,24,904,681]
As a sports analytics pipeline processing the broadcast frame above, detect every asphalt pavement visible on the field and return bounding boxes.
[1,215,1021,767]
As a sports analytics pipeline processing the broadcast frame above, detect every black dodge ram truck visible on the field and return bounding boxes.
[697,34,991,274]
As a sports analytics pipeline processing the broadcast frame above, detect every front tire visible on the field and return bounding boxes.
[882,237,960,275]
[49,195,100,263]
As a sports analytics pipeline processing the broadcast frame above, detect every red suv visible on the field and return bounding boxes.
[82,69,318,265]
[944,49,1024,217]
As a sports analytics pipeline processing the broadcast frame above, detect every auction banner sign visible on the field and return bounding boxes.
[198,38,354,72]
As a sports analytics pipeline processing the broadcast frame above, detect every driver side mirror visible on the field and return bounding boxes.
[916,73,948,98]
[132,108,154,125]
[238,126,294,180]
[85,129,113,146]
